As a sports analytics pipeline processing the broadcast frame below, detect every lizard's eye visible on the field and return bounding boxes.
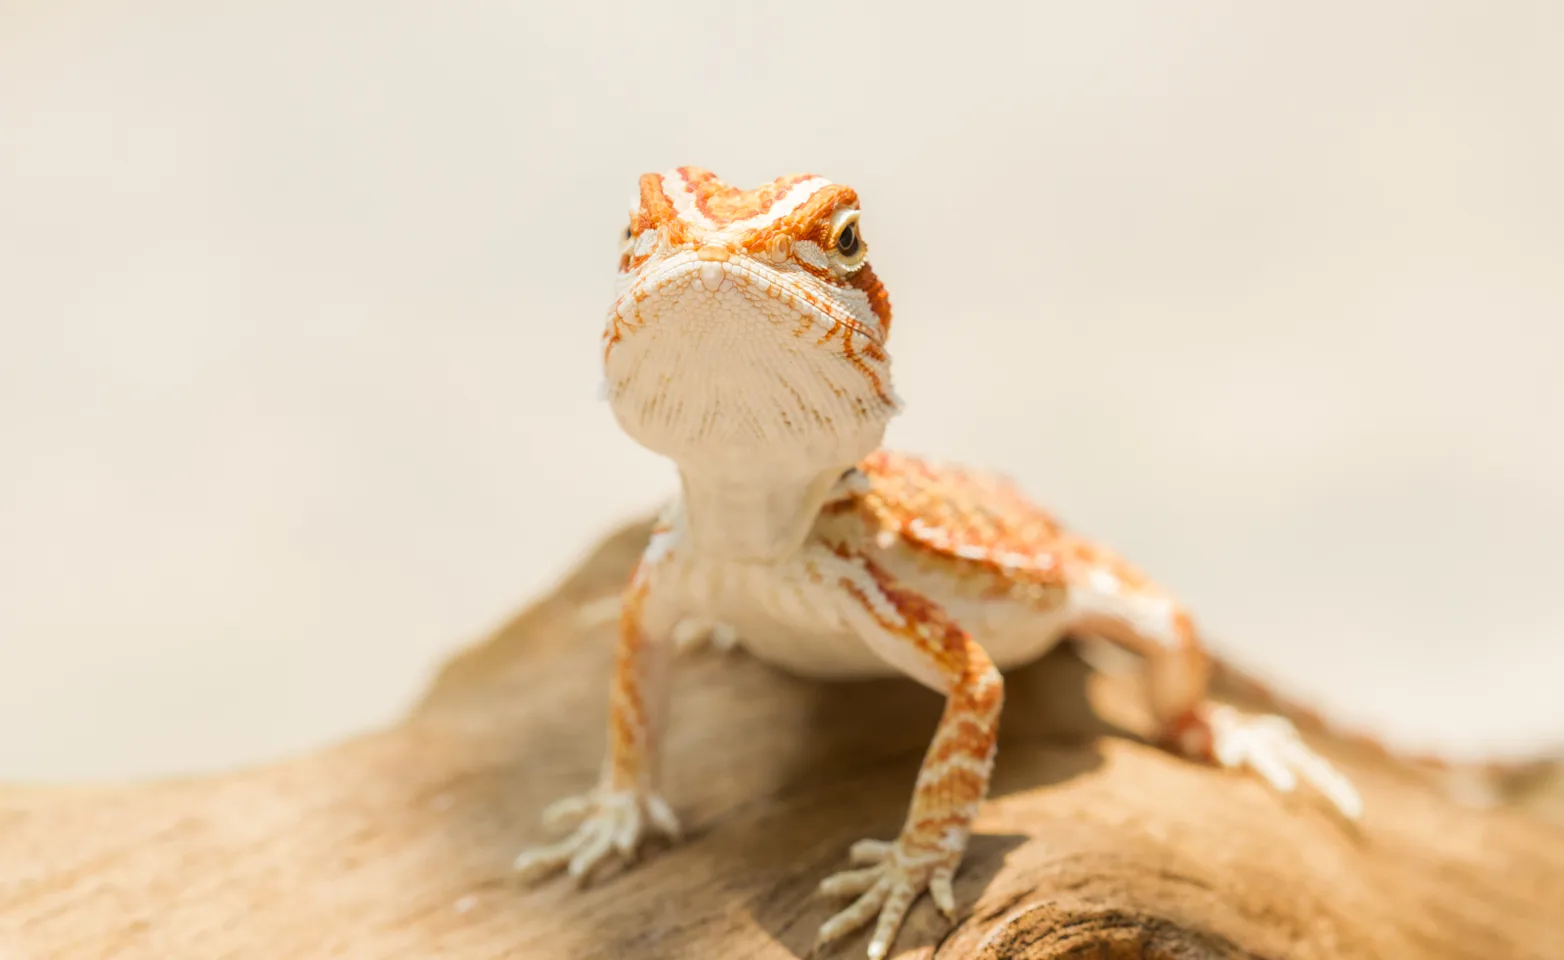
[836,223,858,257]
[828,207,867,271]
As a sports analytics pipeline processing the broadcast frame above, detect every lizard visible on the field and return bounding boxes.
[512,166,1367,959]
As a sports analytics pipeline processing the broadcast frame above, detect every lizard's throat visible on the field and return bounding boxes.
[601,266,898,474]
[602,263,896,559]
[676,466,845,562]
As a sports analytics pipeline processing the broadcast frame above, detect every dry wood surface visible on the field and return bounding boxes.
[3,516,1562,960]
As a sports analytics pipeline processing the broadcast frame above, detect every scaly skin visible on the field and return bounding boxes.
[514,168,1362,959]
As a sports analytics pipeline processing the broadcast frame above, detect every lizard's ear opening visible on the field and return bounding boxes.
[828,207,867,272]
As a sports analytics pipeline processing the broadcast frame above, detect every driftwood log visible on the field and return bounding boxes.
[3,517,1562,960]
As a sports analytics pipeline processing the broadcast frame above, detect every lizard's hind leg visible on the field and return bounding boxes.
[1062,542,1363,820]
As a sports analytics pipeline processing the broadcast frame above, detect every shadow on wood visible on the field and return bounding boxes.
[3,517,1562,959]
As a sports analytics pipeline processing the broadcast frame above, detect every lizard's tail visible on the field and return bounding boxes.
[1206,652,1564,809]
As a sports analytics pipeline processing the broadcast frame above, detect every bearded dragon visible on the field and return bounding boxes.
[513,167,1365,959]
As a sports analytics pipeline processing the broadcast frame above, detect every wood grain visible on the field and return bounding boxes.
[3,517,1561,960]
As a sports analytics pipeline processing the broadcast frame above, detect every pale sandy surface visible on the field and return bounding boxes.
[1,2,1560,781]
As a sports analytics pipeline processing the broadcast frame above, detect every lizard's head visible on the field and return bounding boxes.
[601,167,898,479]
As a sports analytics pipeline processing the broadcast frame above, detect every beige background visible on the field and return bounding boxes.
[1,2,1560,781]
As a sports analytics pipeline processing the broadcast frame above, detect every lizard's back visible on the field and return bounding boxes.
[709,450,1090,679]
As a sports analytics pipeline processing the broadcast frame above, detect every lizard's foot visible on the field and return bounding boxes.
[671,617,739,654]
[513,787,681,886]
[1173,704,1362,820]
[815,837,961,960]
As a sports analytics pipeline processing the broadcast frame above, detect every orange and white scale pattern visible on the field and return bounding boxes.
[516,168,1369,960]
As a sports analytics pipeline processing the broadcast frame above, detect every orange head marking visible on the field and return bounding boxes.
[602,168,900,479]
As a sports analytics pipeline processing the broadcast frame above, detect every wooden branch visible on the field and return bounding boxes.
[4,518,1562,960]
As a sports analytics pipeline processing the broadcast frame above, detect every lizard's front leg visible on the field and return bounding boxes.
[809,545,1004,960]
[514,540,683,884]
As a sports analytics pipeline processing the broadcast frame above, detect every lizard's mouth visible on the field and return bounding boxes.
[602,252,887,361]
[598,254,898,473]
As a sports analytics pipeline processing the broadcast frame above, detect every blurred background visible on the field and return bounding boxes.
[1,2,1560,782]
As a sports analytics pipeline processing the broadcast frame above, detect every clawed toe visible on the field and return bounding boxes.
[671,618,740,654]
[1204,705,1363,820]
[848,838,894,864]
[815,838,961,959]
[514,789,681,887]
